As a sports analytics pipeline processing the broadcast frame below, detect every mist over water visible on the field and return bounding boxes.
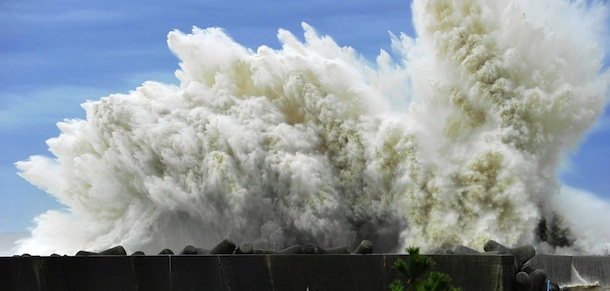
[15,0,610,255]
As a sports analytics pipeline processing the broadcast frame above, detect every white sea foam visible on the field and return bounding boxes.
[15,0,610,255]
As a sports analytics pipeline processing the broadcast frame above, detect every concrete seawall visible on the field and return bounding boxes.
[528,255,610,286]
[0,254,515,291]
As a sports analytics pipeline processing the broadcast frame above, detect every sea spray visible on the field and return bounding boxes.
[15,0,610,255]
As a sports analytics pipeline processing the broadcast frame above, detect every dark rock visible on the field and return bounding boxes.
[209,239,236,254]
[353,240,374,254]
[132,251,146,256]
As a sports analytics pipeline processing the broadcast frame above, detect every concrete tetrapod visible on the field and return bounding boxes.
[180,245,198,255]
[484,240,511,254]
[515,271,532,291]
[75,245,126,256]
[484,240,535,269]
[234,242,253,254]
[353,240,374,254]
[158,248,174,255]
[510,245,536,270]
[454,245,481,255]
[278,245,304,254]
[472,240,568,291]
[177,245,210,255]
[303,243,326,254]
[209,239,236,254]
[529,269,548,291]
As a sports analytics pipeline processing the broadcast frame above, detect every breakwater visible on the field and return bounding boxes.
[3,238,609,291]
[528,255,610,287]
[0,254,515,291]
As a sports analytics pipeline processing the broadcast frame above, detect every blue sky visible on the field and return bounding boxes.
[0,0,608,234]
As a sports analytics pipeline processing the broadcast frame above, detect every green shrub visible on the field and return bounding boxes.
[390,246,462,291]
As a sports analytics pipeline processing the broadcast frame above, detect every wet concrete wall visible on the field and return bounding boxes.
[528,255,610,286]
[0,254,515,291]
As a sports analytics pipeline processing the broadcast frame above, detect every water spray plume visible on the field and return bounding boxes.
[15,0,610,255]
